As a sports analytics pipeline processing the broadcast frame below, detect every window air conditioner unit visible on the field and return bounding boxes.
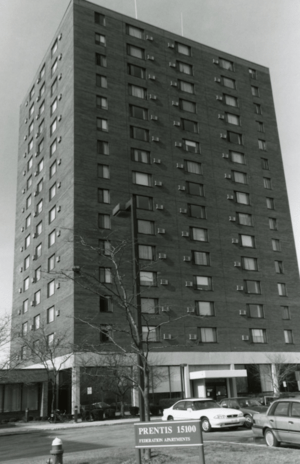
[157,228,165,234]
[220,133,227,139]
[156,204,164,210]
[56,256,60,262]
[20,247,23,252]
[33,191,38,197]
[224,173,231,179]
[155,180,162,186]
[229,216,236,222]
[57,182,61,188]
[160,279,168,285]
[35,115,39,120]
[178,185,186,191]
[56,283,61,289]
[170,81,178,87]
[18,310,21,315]
[57,206,61,212]
[149,94,157,100]
[30,301,35,307]
[21,208,25,213]
[34,151,38,157]
[222,153,229,158]
[18,288,22,293]
[187,307,195,313]
[56,309,60,317]
[236,285,244,291]
[173,121,181,126]
[58,159,62,165]
[21,226,24,232]
[172,101,179,107]
[35,133,40,139]
[169,62,176,68]
[19,267,23,273]
[227,194,234,200]
[32,232,37,238]
[23,153,26,158]
[32,255,37,261]
[183,256,191,261]
[216,95,223,101]
[153,158,161,164]
[176,163,184,169]
[147,55,154,61]
[218,114,225,120]
[161,306,170,312]
[181,231,189,237]
[23,170,26,176]
[232,238,239,244]
[31,277,36,283]
[58,73,62,80]
[58,136,62,144]
[168,43,175,48]
[158,253,167,259]
[151,115,158,120]
[22,189,25,194]
[146,35,154,41]
[163,334,172,340]
[58,94,62,101]
[57,230,61,237]
[58,115,62,122]
[30,325,35,331]
[234,262,241,267]
[24,118,28,124]
[239,310,247,316]
[36,96,40,102]
[25,101,28,106]
[34,170,39,177]
[189,334,197,340]
[179,208,187,214]
[242,335,249,341]
[58,53,62,60]
[175,142,182,148]
[24,136,27,141]
[214,77,221,83]
[185,281,193,287]
[152,136,160,142]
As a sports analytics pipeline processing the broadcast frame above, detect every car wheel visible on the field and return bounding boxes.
[244,414,253,428]
[264,428,279,447]
[201,417,212,433]
[167,415,174,421]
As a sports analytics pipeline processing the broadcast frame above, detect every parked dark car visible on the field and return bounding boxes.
[81,401,116,421]
[220,397,268,428]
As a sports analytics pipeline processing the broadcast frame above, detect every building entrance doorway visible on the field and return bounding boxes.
[206,379,227,401]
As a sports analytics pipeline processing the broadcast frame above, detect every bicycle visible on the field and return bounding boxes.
[48,409,67,423]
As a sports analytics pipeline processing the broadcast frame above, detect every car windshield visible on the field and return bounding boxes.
[247,399,261,407]
[193,401,219,410]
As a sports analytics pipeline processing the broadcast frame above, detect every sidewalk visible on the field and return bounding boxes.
[0,416,160,437]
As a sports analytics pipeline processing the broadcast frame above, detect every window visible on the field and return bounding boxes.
[25,234,31,249]
[48,280,55,297]
[189,204,206,219]
[184,139,200,153]
[191,227,208,242]
[49,206,56,224]
[28,139,33,152]
[249,68,256,79]
[51,78,58,96]
[137,219,154,235]
[227,114,240,126]
[269,218,277,230]
[51,40,58,56]
[179,80,194,94]
[28,121,34,134]
[254,103,262,115]
[248,304,264,318]
[235,192,250,205]
[251,86,259,97]
[263,178,272,189]
[127,44,144,59]
[48,254,55,272]
[257,121,264,132]
[25,214,31,229]
[38,159,44,173]
[36,243,42,258]
[34,291,41,306]
[51,59,58,77]
[224,95,238,107]
[50,118,57,136]
[245,280,261,294]
[50,98,58,116]
[35,266,41,282]
[180,99,196,113]
[23,299,29,314]
[258,139,266,151]
[196,301,214,316]
[50,161,57,178]
[233,171,247,184]
[242,257,258,271]
[219,58,233,71]
[136,195,152,210]
[131,148,150,164]
[99,267,112,283]
[222,77,235,89]
[139,245,155,260]
[100,325,113,343]
[142,326,157,342]
[95,12,106,25]
[284,330,293,344]
[29,103,34,117]
[128,64,145,79]
[272,239,281,251]
[182,119,198,133]
[275,261,283,274]
[129,84,146,99]
[130,126,149,142]
[40,64,45,79]
[132,171,152,186]
[187,182,204,196]
[97,118,108,131]
[251,329,267,343]
[27,175,32,190]
[228,132,243,145]
[36,221,42,236]
[97,140,109,155]
[99,240,111,256]
[141,298,157,314]
[96,74,107,88]
[37,179,43,194]
[24,255,30,270]
[98,164,110,178]
[193,251,209,266]
[26,195,32,209]
[98,214,111,229]
[49,183,56,201]
[240,234,255,247]
[177,43,191,56]
[37,139,44,155]
[23,277,29,292]
[39,101,45,116]
[99,296,113,313]
[47,306,55,323]
[98,188,110,204]
[177,62,193,75]
[95,53,107,67]
[278,283,287,296]
[96,95,108,109]
[195,276,212,290]
[231,151,245,164]
[95,33,106,46]
[185,160,201,174]
[281,306,290,320]
[127,25,143,39]
[261,158,269,170]
[49,230,56,247]
[21,346,27,360]
[30,86,35,100]
[47,333,54,347]
[50,140,57,158]
[130,105,148,120]
[27,156,33,171]
[266,198,274,210]
[22,322,28,336]
[199,328,217,343]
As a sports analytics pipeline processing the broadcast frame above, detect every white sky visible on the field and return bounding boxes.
[1,0,300,318]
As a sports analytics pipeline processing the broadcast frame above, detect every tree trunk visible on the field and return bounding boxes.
[143,364,151,461]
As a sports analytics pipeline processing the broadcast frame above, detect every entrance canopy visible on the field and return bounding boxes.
[190,369,247,380]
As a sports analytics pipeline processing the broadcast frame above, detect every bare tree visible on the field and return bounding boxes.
[0,313,12,371]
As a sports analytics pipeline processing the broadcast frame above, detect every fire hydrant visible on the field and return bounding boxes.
[47,437,64,464]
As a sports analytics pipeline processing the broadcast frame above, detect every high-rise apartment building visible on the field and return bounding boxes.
[11,0,300,412]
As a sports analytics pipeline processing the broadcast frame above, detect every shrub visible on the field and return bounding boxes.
[130,406,139,416]
[105,408,116,419]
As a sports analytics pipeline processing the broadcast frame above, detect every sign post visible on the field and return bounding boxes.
[134,420,205,464]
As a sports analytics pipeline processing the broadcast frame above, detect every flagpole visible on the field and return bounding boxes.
[134,0,138,19]
[181,13,184,36]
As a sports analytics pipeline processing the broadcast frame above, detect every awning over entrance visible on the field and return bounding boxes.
[190,369,247,380]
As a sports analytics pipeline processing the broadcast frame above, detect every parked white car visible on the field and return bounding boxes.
[162,398,245,432]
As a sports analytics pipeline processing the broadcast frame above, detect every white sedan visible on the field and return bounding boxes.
[162,398,245,432]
